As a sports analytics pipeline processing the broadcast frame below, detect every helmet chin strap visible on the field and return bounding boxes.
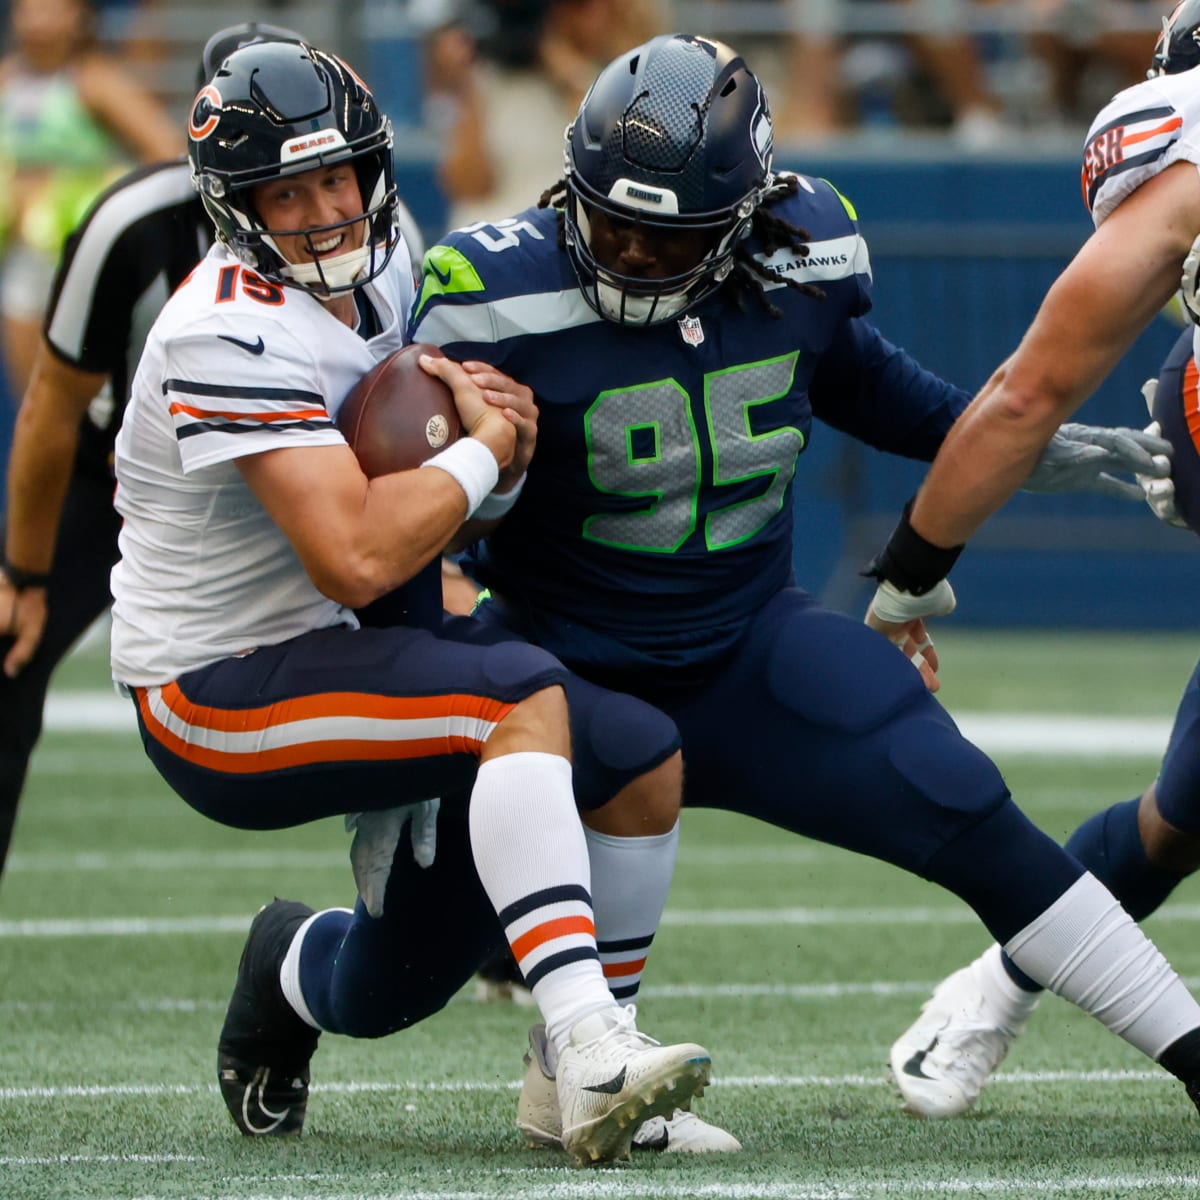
[280,243,371,294]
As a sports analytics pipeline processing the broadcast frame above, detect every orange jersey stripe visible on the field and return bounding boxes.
[1122,116,1184,148]
[602,957,647,979]
[168,401,329,423]
[1185,355,1200,456]
[158,680,508,734]
[510,915,596,963]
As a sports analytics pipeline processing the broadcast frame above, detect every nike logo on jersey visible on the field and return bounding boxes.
[429,261,453,286]
[583,1065,627,1094]
[901,1039,938,1080]
[219,334,266,356]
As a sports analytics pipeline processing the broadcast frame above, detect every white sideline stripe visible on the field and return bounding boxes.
[0,1068,1172,1102]
[42,692,1173,756]
[97,1178,1200,1200]
[71,1180,1200,1200]
[0,1153,198,1166]
[11,905,1200,938]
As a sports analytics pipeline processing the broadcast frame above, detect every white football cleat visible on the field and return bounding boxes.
[517,1022,739,1154]
[890,952,1039,1118]
[544,1008,713,1165]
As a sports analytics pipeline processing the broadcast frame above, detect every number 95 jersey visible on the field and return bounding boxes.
[411,177,957,676]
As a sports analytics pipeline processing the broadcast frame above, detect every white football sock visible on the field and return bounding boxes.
[972,942,1042,1029]
[469,752,613,1052]
[585,820,679,1002]
[1004,872,1200,1059]
[278,909,349,1032]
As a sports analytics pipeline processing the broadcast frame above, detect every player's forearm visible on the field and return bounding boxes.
[4,399,80,571]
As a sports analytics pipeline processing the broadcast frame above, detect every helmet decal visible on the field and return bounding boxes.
[188,86,222,142]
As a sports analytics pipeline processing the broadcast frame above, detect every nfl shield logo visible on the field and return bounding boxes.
[678,315,705,346]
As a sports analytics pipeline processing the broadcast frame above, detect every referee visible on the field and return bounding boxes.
[0,21,426,883]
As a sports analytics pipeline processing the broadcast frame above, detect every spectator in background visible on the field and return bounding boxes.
[1026,0,1158,124]
[0,0,180,397]
[774,0,1012,146]
[423,0,664,228]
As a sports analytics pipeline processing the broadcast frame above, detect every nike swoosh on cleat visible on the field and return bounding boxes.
[582,1065,627,1094]
[901,1038,938,1080]
[219,334,265,356]
[236,1067,291,1134]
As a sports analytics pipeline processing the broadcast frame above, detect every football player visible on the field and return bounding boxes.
[110,39,718,1164]
[871,0,1200,1118]
[409,31,1200,1134]
[0,21,314,884]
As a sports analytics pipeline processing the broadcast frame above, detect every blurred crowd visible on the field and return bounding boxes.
[0,0,1169,385]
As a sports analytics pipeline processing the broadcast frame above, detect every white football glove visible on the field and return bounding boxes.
[345,799,440,918]
[1180,232,1200,327]
[1023,421,1172,500]
[1136,379,1188,529]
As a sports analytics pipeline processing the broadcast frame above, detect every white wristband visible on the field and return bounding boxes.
[420,438,500,517]
[473,472,526,521]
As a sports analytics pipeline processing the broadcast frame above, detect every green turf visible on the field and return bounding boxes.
[3,631,1200,1198]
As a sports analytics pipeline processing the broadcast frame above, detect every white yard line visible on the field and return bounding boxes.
[42,691,1174,757]
[8,904,1200,938]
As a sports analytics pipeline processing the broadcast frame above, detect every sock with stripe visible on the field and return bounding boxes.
[469,751,614,1054]
[585,820,678,1003]
[1004,872,1200,1063]
[1001,796,1189,992]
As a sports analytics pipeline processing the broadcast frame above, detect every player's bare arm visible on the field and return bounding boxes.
[909,161,1200,552]
[238,361,515,608]
[3,346,108,675]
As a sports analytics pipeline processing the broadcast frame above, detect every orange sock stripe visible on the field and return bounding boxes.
[135,687,511,774]
[510,915,596,964]
[601,957,647,979]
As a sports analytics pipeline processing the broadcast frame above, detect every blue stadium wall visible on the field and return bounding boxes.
[1,149,1191,629]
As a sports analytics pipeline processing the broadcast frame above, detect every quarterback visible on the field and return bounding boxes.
[411,31,1200,1126]
[109,39,713,1164]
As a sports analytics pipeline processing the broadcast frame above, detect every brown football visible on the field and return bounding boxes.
[337,342,462,478]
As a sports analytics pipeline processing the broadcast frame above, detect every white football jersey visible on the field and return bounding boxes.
[1082,67,1200,229]
[111,238,414,686]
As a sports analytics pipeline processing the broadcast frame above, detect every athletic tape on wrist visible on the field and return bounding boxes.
[862,499,964,595]
[870,578,957,624]
[473,472,526,521]
[420,438,501,517]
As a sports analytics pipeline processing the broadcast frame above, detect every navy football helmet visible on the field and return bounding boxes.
[563,33,775,326]
[1150,1,1200,77]
[194,21,304,92]
[188,41,399,296]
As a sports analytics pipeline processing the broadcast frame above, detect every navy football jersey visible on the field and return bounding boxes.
[411,175,968,673]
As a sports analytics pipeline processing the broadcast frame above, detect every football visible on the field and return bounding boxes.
[337,342,462,478]
[1149,332,1200,536]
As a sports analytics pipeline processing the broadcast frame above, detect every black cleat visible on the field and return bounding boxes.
[217,899,320,1136]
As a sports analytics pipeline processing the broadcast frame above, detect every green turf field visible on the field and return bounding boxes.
[4,629,1200,1199]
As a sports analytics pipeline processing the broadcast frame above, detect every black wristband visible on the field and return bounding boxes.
[861,499,964,596]
[2,559,50,590]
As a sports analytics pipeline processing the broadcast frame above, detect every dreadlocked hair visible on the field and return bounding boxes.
[537,173,823,317]
[727,174,823,319]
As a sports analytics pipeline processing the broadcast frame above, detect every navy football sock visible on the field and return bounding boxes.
[1001,797,1187,993]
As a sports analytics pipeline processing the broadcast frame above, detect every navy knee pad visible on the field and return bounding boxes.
[566,678,681,811]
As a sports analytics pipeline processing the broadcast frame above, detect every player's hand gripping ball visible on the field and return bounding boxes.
[337,343,462,477]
